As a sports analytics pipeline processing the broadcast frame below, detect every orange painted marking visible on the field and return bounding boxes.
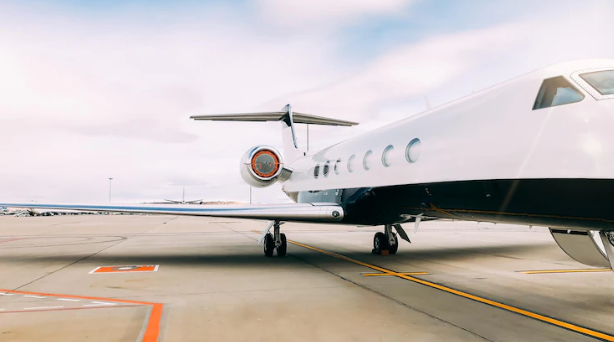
[0,304,139,314]
[0,288,163,342]
[90,265,159,274]
[144,304,164,342]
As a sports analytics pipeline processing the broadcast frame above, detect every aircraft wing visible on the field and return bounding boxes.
[0,202,344,223]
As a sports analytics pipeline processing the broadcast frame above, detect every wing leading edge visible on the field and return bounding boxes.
[0,202,344,223]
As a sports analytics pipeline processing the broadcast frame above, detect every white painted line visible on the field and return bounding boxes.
[0,293,14,296]
[24,295,45,299]
[56,298,80,302]
[83,304,106,307]
[90,301,116,306]
[24,306,64,310]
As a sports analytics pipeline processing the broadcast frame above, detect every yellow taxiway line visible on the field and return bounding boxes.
[362,272,428,276]
[283,238,614,341]
[519,268,612,274]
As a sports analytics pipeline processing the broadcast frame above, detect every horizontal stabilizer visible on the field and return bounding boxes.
[191,112,358,127]
[191,104,357,161]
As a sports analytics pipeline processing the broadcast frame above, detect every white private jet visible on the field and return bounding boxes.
[3,59,614,271]
[162,186,203,205]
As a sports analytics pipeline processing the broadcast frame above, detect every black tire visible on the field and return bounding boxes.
[373,232,388,254]
[389,233,399,255]
[276,233,287,257]
[263,233,274,257]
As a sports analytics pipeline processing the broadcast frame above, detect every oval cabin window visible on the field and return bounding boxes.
[363,150,373,171]
[382,145,394,167]
[347,155,356,173]
[405,139,421,163]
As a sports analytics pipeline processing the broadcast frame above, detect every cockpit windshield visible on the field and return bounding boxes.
[533,76,584,110]
[579,70,614,95]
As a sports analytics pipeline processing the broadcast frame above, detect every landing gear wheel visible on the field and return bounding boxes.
[276,233,287,257]
[263,233,275,257]
[389,232,399,255]
[373,232,389,254]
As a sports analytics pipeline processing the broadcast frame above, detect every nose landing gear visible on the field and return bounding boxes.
[372,224,407,255]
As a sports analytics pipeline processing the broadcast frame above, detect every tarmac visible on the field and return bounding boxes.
[0,215,613,342]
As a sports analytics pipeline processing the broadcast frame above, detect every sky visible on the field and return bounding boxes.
[0,0,613,204]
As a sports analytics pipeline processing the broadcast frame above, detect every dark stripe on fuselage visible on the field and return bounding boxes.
[297,179,614,230]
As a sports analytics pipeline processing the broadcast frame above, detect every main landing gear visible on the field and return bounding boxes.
[263,221,287,257]
[372,224,407,255]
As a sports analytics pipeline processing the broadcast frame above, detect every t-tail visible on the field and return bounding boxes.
[190,104,358,162]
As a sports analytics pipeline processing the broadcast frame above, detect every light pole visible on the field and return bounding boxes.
[306,124,310,151]
[108,178,113,203]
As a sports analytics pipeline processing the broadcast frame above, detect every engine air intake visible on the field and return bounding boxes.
[251,150,280,178]
[240,146,290,187]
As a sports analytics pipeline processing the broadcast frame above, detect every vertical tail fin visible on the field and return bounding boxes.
[280,104,303,162]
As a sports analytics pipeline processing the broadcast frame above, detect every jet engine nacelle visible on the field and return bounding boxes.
[240,146,289,188]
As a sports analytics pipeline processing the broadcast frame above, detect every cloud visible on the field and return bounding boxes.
[267,24,529,123]
[0,3,351,203]
[264,2,614,157]
[256,0,418,28]
[265,1,614,131]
